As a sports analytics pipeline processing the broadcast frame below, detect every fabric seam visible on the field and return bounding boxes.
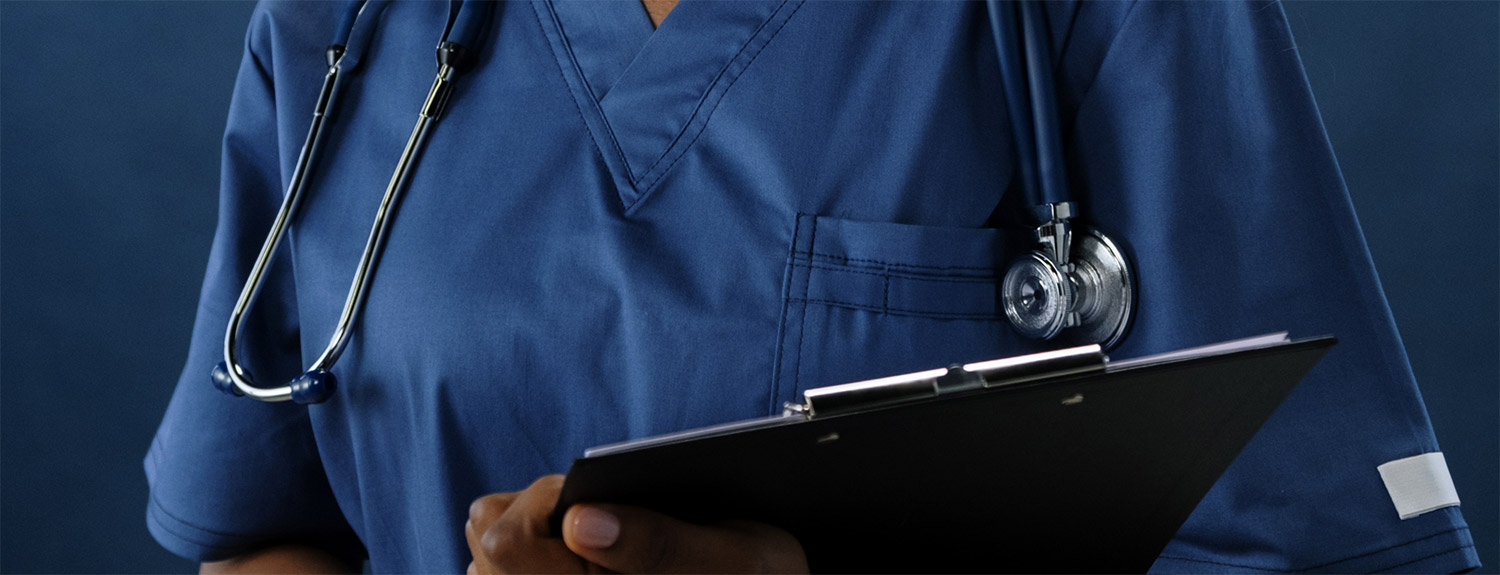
[790,217,817,396]
[768,215,804,414]
[1157,526,1472,572]
[801,261,999,284]
[530,0,637,203]
[1275,0,1434,454]
[803,251,998,273]
[1062,0,1141,136]
[627,0,805,212]
[882,275,890,311]
[547,2,636,176]
[147,510,246,553]
[791,298,1006,321]
[633,0,793,182]
[1153,555,1278,573]
[1372,545,1477,574]
[148,493,259,545]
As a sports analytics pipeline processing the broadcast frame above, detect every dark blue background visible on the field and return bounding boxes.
[1,1,1493,572]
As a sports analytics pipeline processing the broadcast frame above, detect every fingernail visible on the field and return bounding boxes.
[571,506,621,549]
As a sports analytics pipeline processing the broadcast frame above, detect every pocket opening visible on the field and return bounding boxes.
[770,214,1024,413]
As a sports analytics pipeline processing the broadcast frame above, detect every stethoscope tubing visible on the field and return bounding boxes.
[219,10,358,402]
[1018,0,1070,209]
[313,66,450,372]
[986,0,1071,210]
[217,0,489,403]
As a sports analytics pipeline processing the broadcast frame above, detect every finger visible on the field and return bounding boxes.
[468,493,519,573]
[466,519,497,572]
[485,475,565,542]
[469,491,520,537]
[467,520,477,554]
[561,504,807,574]
[468,495,507,574]
[474,475,590,574]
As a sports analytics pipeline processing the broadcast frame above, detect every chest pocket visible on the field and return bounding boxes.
[769,214,1036,411]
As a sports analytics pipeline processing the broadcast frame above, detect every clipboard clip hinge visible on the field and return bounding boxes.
[787,344,1106,419]
[781,401,811,418]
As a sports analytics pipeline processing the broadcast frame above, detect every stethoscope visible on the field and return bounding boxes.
[987,0,1135,351]
[213,0,1134,405]
[210,0,494,403]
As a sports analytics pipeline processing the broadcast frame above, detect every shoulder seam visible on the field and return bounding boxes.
[1063,0,1140,135]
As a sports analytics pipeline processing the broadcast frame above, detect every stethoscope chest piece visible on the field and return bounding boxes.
[990,0,1136,351]
[1003,250,1072,340]
[1002,226,1133,350]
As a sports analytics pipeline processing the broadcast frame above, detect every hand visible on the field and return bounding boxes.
[466,475,809,574]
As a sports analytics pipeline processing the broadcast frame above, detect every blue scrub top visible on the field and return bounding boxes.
[145,1,1480,572]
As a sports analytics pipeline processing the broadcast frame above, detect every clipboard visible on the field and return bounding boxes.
[550,334,1336,573]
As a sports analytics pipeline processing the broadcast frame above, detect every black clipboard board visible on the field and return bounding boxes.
[551,334,1336,573]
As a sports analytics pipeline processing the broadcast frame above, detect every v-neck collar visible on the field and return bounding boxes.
[548,1,654,99]
[533,0,804,212]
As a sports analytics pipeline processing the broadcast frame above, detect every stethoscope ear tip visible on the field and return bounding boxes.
[211,362,245,397]
[290,369,338,405]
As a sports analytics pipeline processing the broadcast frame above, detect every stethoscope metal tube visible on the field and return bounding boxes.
[303,56,454,389]
[212,0,371,403]
[214,0,493,404]
[315,1,493,383]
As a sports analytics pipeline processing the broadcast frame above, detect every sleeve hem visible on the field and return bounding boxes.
[1153,524,1481,574]
[145,495,259,563]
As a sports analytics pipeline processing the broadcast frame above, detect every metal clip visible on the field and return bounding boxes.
[790,344,1107,419]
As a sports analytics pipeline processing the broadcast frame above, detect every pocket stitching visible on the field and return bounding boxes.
[789,297,1008,321]
[803,261,999,284]
[768,215,805,414]
[797,261,1006,318]
[806,251,998,273]
[790,216,819,400]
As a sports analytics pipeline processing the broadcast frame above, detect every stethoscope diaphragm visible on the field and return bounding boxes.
[1002,227,1133,350]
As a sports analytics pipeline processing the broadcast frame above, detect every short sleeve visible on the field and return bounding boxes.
[1057,1,1479,572]
[143,4,363,562]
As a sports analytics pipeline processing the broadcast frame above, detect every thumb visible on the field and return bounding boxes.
[560,504,806,574]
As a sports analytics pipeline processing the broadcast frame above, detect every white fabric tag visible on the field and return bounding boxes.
[1377,452,1461,520]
